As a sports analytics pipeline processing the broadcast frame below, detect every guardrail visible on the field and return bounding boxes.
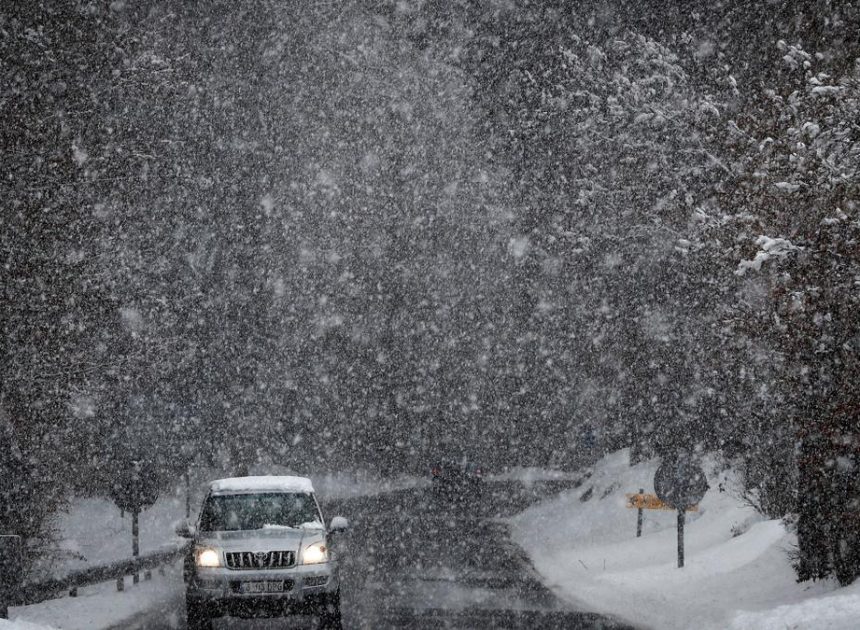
[2,543,189,617]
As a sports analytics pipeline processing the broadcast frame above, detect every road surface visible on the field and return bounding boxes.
[117,480,633,629]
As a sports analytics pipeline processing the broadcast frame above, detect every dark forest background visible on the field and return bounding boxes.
[2,0,859,583]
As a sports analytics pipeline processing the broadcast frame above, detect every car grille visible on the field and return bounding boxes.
[225,550,296,570]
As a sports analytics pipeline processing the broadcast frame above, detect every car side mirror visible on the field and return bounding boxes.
[174,519,196,538]
[329,516,349,533]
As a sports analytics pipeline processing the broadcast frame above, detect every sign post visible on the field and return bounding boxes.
[184,469,191,520]
[636,488,644,537]
[653,455,709,569]
[0,535,23,619]
[109,460,159,585]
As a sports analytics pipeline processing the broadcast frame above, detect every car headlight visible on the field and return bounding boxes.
[301,541,328,565]
[196,548,222,568]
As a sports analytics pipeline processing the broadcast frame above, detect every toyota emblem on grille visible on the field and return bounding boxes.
[255,551,268,565]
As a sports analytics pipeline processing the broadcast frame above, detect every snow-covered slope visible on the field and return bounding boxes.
[510,449,858,630]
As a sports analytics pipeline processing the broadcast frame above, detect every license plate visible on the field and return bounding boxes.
[239,580,284,594]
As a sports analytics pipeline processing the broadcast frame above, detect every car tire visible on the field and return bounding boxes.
[316,590,343,629]
[186,598,213,630]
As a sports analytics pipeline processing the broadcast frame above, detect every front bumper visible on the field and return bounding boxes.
[187,563,338,611]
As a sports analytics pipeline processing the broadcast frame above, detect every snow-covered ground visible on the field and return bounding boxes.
[10,490,189,630]
[510,449,859,630]
[8,566,182,630]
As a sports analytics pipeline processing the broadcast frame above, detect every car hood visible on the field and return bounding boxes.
[197,527,324,552]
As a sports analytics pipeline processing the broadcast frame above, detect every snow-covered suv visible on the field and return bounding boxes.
[178,475,348,629]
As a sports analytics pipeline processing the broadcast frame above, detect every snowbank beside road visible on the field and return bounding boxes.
[9,565,182,630]
[510,449,855,630]
[729,581,860,629]
[12,494,187,630]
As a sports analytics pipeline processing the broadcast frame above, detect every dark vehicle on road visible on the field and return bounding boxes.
[176,475,348,630]
[431,459,484,498]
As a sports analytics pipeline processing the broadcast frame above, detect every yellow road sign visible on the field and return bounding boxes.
[626,493,698,512]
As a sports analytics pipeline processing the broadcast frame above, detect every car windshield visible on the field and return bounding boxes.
[199,492,322,532]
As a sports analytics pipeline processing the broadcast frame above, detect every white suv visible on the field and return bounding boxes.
[179,475,348,629]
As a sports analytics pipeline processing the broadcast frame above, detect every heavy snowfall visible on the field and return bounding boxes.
[1,1,859,629]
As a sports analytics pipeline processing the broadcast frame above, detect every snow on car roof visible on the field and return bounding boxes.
[209,475,315,495]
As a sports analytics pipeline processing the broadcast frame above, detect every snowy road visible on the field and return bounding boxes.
[114,481,632,629]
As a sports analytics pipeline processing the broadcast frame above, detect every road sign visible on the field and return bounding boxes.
[654,458,709,511]
[109,461,159,514]
[626,493,698,512]
[653,454,710,568]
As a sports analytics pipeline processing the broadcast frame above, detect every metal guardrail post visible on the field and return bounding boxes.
[0,535,23,619]
[185,470,191,520]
